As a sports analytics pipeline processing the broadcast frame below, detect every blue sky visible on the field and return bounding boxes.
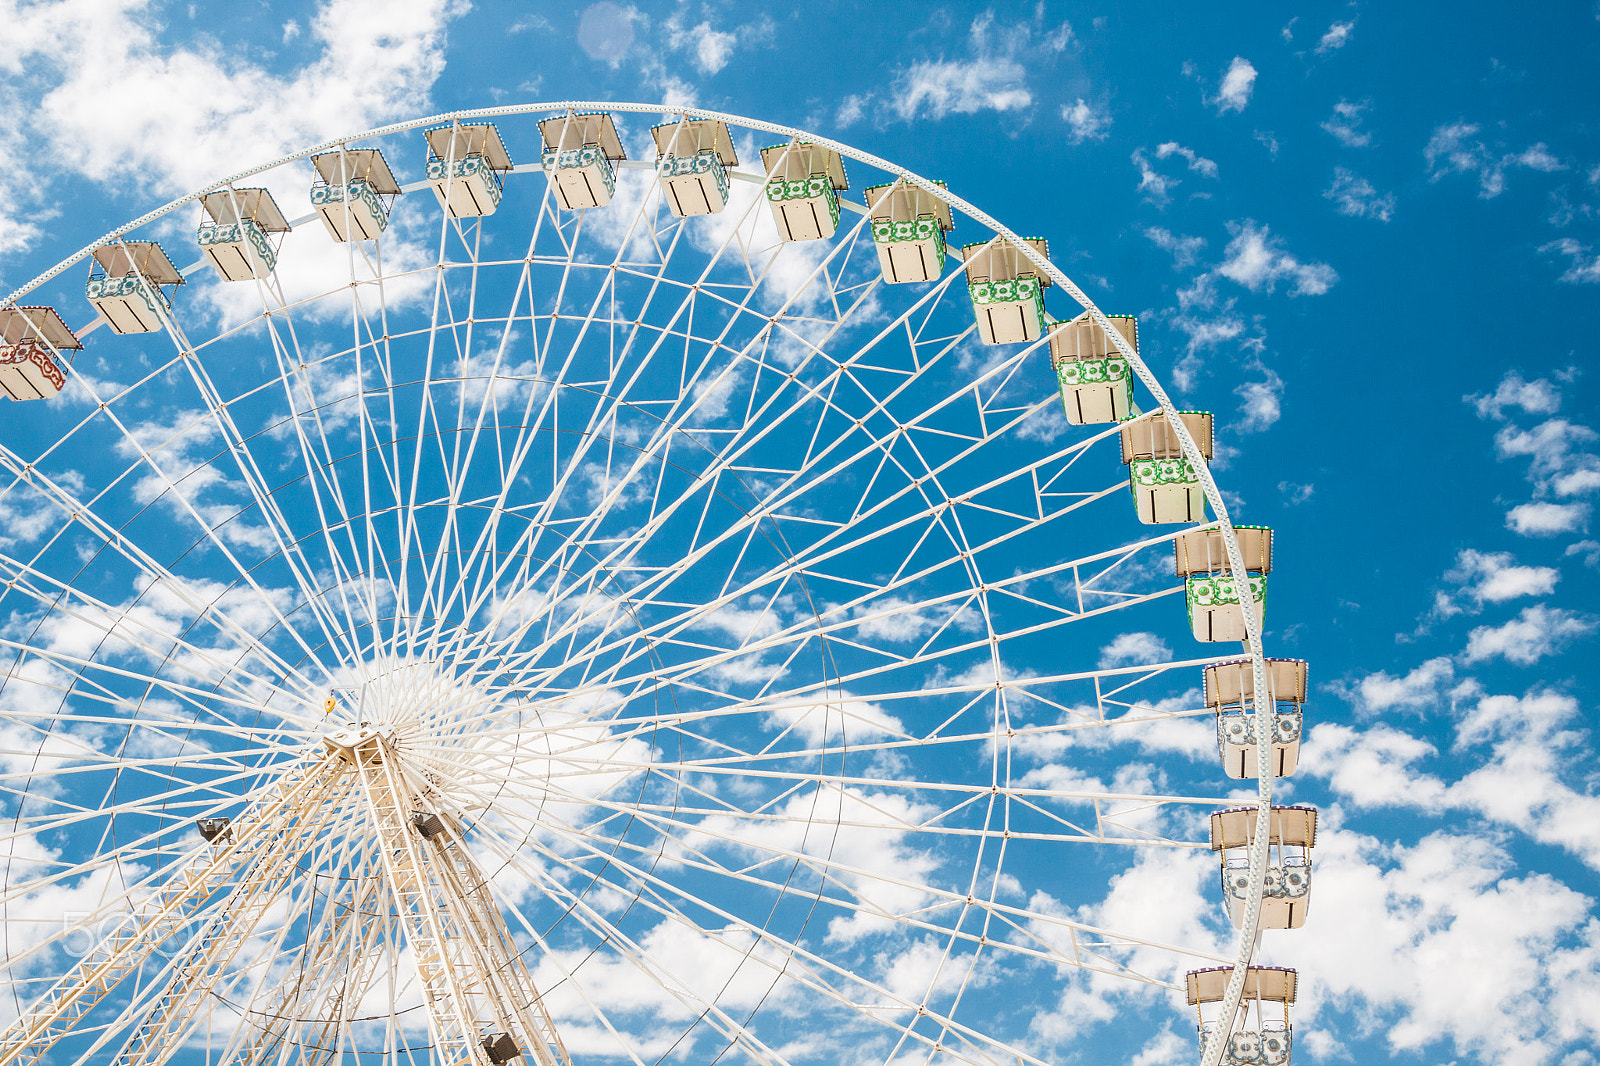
[0,3,1598,1066]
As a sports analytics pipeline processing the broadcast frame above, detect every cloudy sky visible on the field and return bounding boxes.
[0,2,1598,1066]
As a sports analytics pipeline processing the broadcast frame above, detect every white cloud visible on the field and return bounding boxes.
[1154,141,1218,178]
[1425,122,1567,198]
[687,24,737,74]
[859,12,1069,126]
[683,785,942,943]
[850,597,970,643]
[1165,273,1249,375]
[1496,419,1599,479]
[1346,656,1455,713]
[1447,690,1600,868]
[1315,19,1356,53]
[1311,689,1600,872]
[1300,722,1447,808]
[1513,143,1566,172]
[1277,480,1314,504]
[889,11,1068,121]
[1143,227,1205,268]
[661,12,772,76]
[1096,631,1172,669]
[1062,98,1111,143]
[1286,827,1600,1062]
[1321,99,1372,146]
[766,692,905,746]
[1470,371,1564,420]
[1541,237,1600,283]
[1462,604,1595,664]
[1434,549,1560,618]
[27,0,465,196]
[1216,221,1338,296]
[1325,167,1396,221]
[1507,501,1590,536]
[892,55,1032,119]
[1555,468,1600,496]
[1131,149,1176,206]
[1566,539,1600,567]
[835,94,867,128]
[0,0,467,314]
[1213,56,1257,113]
[1234,371,1283,432]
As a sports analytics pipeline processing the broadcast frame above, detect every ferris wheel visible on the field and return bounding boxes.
[0,103,1316,1066]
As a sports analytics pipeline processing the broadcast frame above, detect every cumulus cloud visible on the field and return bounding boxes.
[1212,57,1257,113]
[1062,98,1111,143]
[1130,143,1219,208]
[1321,99,1373,147]
[1325,167,1396,221]
[765,692,905,746]
[662,11,772,76]
[1096,631,1172,669]
[1566,539,1600,567]
[1300,723,1446,808]
[1507,501,1590,536]
[1143,227,1206,268]
[1496,418,1599,479]
[1154,142,1218,178]
[888,10,1070,121]
[1425,122,1566,198]
[1473,376,1600,533]
[1470,371,1564,421]
[1312,689,1600,872]
[1163,272,1252,382]
[1434,549,1560,618]
[1462,604,1595,664]
[906,64,1003,112]
[1345,656,1455,713]
[1315,19,1356,54]
[1234,372,1283,432]
[1540,237,1600,283]
[1286,828,1600,1060]
[1131,149,1176,207]
[17,0,468,198]
[1277,480,1314,504]
[1216,221,1338,296]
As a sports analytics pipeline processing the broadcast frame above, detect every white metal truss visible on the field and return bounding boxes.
[0,756,347,1066]
[229,873,386,1066]
[351,730,571,1066]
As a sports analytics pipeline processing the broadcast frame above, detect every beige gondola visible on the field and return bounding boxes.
[1204,658,1307,779]
[197,188,291,282]
[310,149,401,242]
[539,112,626,211]
[86,243,184,335]
[1050,313,1137,424]
[1119,410,1213,524]
[1186,965,1296,1066]
[1210,805,1316,930]
[863,180,953,284]
[652,119,737,217]
[760,141,848,242]
[1174,526,1273,643]
[962,237,1052,345]
[425,123,514,219]
[0,306,81,402]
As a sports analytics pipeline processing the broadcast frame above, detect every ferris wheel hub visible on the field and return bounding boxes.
[321,725,392,764]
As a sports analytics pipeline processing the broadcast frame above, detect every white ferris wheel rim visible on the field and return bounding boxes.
[0,101,1285,1066]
